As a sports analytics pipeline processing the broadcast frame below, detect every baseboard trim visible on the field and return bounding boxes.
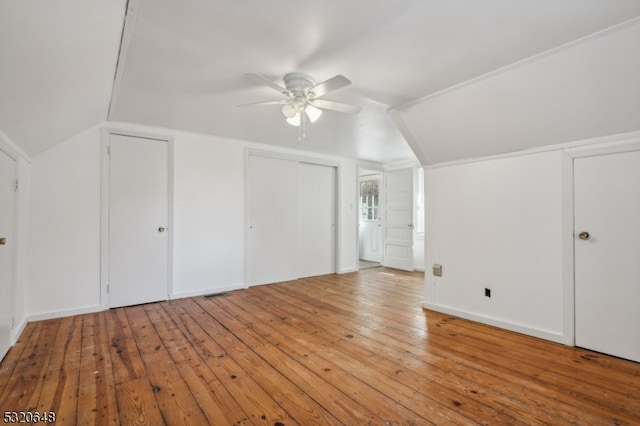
[28,304,105,323]
[423,302,570,345]
[11,317,28,346]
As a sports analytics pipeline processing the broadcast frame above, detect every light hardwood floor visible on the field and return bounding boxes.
[1,268,639,425]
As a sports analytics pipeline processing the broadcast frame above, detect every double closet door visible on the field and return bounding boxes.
[247,154,336,286]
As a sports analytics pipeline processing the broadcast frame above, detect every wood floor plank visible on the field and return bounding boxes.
[190,297,375,425]
[115,377,164,426]
[1,267,639,425]
[180,298,341,425]
[268,279,633,424]
[35,315,83,425]
[163,298,292,425]
[77,312,119,425]
[0,319,59,412]
[144,302,249,426]
[271,275,638,424]
[0,322,38,398]
[105,308,147,385]
[208,292,442,425]
[125,305,210,425]
[241,284,534,425]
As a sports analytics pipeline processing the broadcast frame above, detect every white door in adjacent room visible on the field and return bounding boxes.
[0,150,16,361]
[383,168,414,271]
[107,134,169,308]
[358,174,382,263]
[299,162,336,278]
[574,150,640,362]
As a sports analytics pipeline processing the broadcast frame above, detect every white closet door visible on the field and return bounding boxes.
[383,168,414,271]
[108,134,169,308]
[0,150,16,361]
[574,150,640,362]
[299,163,336,278]
[247,155,299,286]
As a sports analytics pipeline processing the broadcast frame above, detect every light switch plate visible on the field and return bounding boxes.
[432,264,442,277]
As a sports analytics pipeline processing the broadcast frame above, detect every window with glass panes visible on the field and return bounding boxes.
[359,179,379,221]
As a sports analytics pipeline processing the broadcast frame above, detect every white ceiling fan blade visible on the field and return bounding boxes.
[309,99,361,114]
[237,99,289,107]
[308,75,351,98]
[246,73,290,96]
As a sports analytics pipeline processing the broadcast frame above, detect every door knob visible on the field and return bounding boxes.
[0,237,6,245]
[578,231,590,240]
[158,227,166,232]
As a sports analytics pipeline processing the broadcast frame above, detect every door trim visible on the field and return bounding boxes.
[100,129,174,307]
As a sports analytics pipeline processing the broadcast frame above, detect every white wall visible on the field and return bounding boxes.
[25,122,364,318]
[28,127,103,318]
[425,150,566,342]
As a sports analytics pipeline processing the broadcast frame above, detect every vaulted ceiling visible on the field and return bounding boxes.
[2,1,640,163]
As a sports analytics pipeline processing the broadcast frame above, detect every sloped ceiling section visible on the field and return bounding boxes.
[3,1,640,163]
[109,0,640,164]
[394,18,640,165]
[0,0,126,157]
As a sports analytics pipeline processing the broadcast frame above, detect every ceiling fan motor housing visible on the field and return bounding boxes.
[284,72,316,97]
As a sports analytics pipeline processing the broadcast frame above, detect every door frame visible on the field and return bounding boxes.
[244,149,341,285]
[100,129,174,307]
[563,134,640,346]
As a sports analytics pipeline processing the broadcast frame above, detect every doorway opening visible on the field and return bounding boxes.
[358,168,383,270]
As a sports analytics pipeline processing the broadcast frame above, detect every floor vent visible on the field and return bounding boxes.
[203,292,229,299]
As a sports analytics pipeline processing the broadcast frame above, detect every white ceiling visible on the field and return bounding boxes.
[2,1,640,162]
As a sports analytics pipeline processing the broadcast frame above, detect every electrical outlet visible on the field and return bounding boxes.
[485,288,491,298]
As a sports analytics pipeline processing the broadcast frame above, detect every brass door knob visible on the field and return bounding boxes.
[0,237,6,245]
[578,231,590,240]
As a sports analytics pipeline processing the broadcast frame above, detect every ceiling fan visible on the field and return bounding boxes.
[240,72,361,140]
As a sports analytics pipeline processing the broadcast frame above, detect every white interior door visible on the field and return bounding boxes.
[383,168,414,271]
[299,162,336,278]
[247,155,299,286]
[574,150,640,362]
[108,134,169,308]
[0,150,16,361]
[359,175,382,263]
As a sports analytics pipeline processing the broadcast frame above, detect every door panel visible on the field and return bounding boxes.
[299,163,336,278]
[383,168,414,271]
[247,155,299,285]
[574,150,640,362]
[109,134,169,308]
[359,222,381,262]
[0,150,16,360]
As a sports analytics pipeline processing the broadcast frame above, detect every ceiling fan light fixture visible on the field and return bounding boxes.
[305,104,322,123]
[243,72,359,137]
[281,103,297,118]
[286,113,301,127]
